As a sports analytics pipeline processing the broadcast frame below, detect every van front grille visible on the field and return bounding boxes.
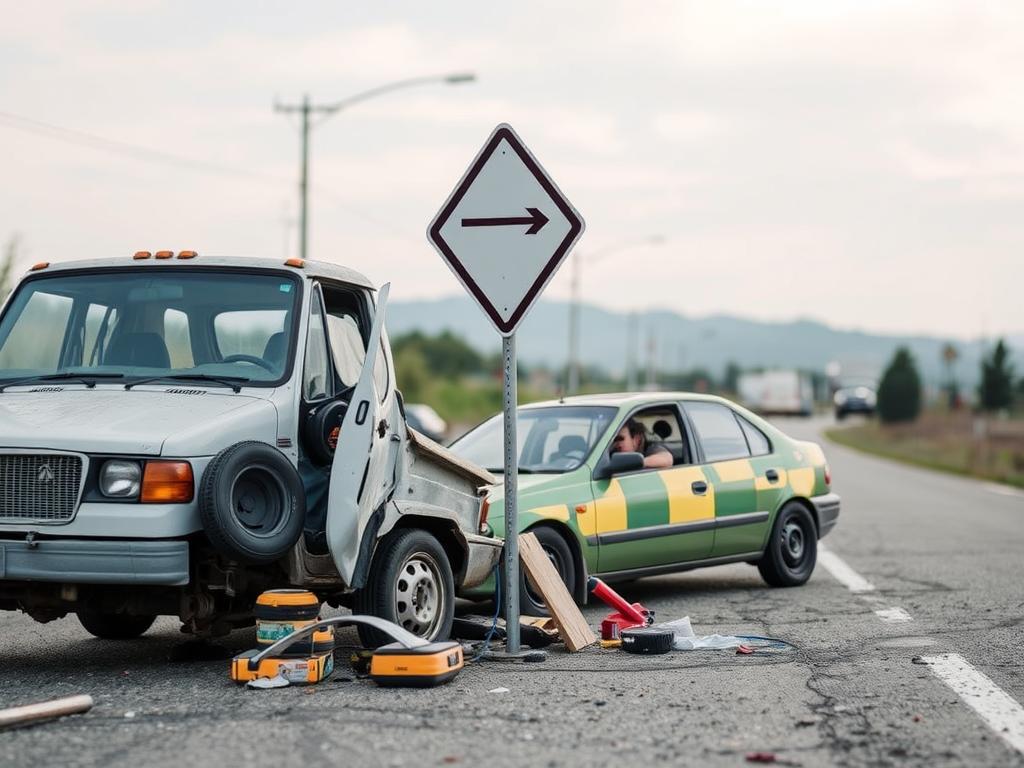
[0,454,83,523]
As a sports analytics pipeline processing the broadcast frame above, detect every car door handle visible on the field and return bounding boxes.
[691,481,708,495]
[765,469,779,482]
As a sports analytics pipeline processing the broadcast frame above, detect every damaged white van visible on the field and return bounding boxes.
[0,253,500,646]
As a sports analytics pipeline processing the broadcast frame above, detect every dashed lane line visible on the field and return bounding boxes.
[817,546,876,593]
[921,654,1024,755]
[874,607,913,623]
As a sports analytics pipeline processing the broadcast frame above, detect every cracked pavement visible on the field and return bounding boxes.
[2,416,1022,767]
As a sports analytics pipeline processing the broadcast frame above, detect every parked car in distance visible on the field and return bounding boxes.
[834,385,876,420]
[449,393,839,615]
[405,403,448,443]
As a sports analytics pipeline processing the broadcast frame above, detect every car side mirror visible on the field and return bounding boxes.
[608,451,644,475]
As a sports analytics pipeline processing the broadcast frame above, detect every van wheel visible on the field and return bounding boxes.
[353,529,454,648]
[78,612,155,639]
[758,502,817,587]
[518,526,576,617]
[199,442,306,564]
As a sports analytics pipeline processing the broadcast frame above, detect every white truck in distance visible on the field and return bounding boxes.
[0,254,501,646]
[737,370,814,417]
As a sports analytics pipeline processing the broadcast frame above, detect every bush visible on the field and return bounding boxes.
[978,339,1015,412]
[877,347,922,423]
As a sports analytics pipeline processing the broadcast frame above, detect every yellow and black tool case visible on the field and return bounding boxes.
[369,641,464,688]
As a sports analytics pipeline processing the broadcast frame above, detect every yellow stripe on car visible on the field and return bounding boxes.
[788,467,815,496]
[661,466,715,523]
[594,478,628,534]
[713,459,755,483]
[755,468,788,491]
[529,504,571,523]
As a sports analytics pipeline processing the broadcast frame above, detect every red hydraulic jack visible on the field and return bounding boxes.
[588,577,654,640]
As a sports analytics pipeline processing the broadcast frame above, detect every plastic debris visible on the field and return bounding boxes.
[488,687,510,694]
[246,675,291,690]
[736,644,755,655]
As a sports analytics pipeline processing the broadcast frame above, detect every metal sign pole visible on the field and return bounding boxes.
[501,332,520,654]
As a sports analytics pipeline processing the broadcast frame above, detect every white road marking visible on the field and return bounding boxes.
[921,653,1024,754]
[818,547,876,593]
[984,483,1024,498]
[874,607,913,623]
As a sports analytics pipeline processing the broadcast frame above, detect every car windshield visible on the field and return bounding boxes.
[449,406,617,474]
[0,269,300,386]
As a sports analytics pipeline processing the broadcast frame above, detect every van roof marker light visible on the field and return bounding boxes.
[177,250,198,259]
[284,258,305,268]
[154,250,174,260]
[30,262,50,271]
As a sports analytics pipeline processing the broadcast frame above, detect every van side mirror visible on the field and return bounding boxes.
[608,451,644,475]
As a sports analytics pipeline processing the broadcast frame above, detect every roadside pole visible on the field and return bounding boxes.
[427,124,584,655]
[501,334,520,652]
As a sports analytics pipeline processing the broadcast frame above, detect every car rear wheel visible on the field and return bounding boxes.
[78,611,156,639]
[518,526,576,617]
[353,528,455,648]
[758,502,817,587]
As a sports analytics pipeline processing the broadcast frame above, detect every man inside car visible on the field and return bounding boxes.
[610,418,673,469]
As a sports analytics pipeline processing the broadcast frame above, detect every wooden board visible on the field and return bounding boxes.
[518,532,596,651]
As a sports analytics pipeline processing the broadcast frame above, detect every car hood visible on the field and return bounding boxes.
[0,387,277,455]
[484,470,592,537]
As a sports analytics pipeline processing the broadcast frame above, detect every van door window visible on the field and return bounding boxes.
[302,293,332,402]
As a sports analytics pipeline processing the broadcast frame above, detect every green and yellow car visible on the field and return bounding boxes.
[449,393,840,613]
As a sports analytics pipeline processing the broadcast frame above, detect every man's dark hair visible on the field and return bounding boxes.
[625,418,647,441]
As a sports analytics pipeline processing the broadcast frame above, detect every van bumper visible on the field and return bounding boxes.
[810,493,841,538]
[0,538,189,586]
[460,533,503,589]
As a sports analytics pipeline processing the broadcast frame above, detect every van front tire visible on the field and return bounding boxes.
[353,529,455,648]
[78,612,155,639]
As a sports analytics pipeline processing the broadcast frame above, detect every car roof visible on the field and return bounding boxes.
[521,392,734,409]
[27,255,375,289]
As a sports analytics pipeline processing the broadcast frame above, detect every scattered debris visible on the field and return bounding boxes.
[737,644,755,655]
[124,711,136,719]
[488,687,510,694]
[0,694,94,731]
[588,577,654,640]
[912,714,924,722]
[519,532,596,651]
[745,752,801,766]
[247,675,291,690]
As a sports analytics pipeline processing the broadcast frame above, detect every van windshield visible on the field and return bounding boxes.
[0,269,301,386]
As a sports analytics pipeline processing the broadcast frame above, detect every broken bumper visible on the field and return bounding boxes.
[811,493,841,538]
[0,538,189,586]
[460,532,503,589]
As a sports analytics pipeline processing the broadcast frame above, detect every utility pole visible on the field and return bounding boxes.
[645,330,657,391]
[275,74,475,261]
[625,312,638,390]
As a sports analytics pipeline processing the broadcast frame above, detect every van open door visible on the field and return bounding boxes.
[325,282,397,586]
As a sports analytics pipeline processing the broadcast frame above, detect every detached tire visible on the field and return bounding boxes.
[200,442,306,564]
[353,529,454,648]
[78,612,155,639]
[518,526,576,617]
[758,502,818,587]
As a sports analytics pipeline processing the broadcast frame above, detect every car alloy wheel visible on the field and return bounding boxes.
[394,552,446,637]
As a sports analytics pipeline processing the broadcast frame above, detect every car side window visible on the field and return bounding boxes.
[302,290,332,402]
[684,402,751,463]
[615,406,690,467]
[738,415,771,456]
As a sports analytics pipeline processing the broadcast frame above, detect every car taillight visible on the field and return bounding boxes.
[824,464,832,487]
[141,461,194,503]
[479,497,491,534]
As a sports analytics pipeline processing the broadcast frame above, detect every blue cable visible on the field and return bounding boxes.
[736,634,795,649]
[471,567,501,662]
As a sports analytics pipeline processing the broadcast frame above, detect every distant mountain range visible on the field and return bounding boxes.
[388,296,1022,389]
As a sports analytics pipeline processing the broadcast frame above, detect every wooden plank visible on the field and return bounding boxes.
[0,694,93,730]
[518,532,596,651]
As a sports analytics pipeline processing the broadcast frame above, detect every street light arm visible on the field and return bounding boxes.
[317,73,476,115]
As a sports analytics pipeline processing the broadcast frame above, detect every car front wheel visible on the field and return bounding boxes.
[758,502,817,587]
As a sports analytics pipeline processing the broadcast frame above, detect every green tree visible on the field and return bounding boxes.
[978,339,1015,412]
[393,345,430,403]
[723,361,741,393]
[877,347,922,423]
[391,330,483,379]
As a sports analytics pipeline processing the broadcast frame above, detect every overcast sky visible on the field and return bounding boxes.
[1,1,1021,340]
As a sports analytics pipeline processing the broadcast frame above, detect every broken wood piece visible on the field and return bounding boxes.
[518,532,597,651]
[0,694,94,730]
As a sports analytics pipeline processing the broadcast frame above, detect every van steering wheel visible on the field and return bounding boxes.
[219,354,276,372]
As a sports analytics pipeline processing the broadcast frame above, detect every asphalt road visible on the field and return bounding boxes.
[2,415,1022,767]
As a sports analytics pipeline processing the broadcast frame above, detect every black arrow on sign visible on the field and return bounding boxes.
[461,207,549,235]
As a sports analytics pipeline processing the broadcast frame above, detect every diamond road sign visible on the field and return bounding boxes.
[427,123,585,336]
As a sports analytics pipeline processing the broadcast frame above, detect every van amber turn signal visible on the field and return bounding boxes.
[141,461,194,503]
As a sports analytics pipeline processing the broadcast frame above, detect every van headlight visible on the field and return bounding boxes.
[100,460,142,498]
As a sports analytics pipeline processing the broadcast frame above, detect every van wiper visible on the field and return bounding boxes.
[124,373,251,393]
[0,372,125,393]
